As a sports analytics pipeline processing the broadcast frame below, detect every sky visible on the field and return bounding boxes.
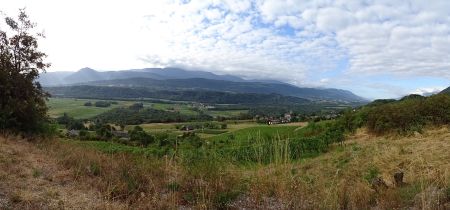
[2,0,450,99]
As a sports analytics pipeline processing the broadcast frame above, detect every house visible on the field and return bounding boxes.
[267,119,281,125]
[284,113,292,122]
[267,113,293,125]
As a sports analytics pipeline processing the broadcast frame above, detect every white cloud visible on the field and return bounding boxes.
[316,7,354,32]
[411,87,446,96]
[2,0,450,98]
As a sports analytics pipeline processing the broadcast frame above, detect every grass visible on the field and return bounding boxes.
[208,124,302,143]
[32,168,42,178]
[2,125,449,209]
[205,109,248,117]
[151,103,198,116]
[48,98,232,119]
[127,121,270,139]
[47,98,134,119]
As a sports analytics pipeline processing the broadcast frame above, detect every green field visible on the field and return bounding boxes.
[47,98,135,119]
[125,120,306,140]
[151,103,199,116]
[208,124,302,143]
[205,109,248,117]
[48,98,248,120]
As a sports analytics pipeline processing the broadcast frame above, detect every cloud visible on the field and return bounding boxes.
[2,0,450,98]
[411,87,446,96]
[139,0,450,87]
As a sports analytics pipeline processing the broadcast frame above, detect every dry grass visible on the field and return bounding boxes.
[1,126,449,209]
[0,135,126,209]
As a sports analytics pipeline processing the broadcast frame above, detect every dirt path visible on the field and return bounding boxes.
[0,136,125,210]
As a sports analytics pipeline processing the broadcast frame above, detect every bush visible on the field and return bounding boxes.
[365,94,450,135]
[56,113,86,130]
[129,126,154,146]
[129,103,144,110]
[84,101,92,106]
[95,101,111,107]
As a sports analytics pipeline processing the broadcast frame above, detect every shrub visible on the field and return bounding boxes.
[363,166,380,182]
[129,103,144,110]
[95,101,111,107]
[365,94,450,135]
[129,126,154,146]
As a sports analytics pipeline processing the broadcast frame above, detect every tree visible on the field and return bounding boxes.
[0,9,50,132]
[129,126,154,146]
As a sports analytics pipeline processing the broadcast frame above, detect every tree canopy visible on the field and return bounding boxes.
[0,10,50,132]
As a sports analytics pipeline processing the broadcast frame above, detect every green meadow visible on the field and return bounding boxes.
[47,98,131,119]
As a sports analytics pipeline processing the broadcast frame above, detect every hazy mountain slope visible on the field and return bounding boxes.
[37,71,73,86]
[46,85,311,105]
[40,67,367,102]
[38,67,245,86]
[61,68,166,84]
[136,67,245,81]
[441,86,450,94]
[85,77,367,102]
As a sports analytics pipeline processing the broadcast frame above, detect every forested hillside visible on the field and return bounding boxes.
[82,77,367,102]
[45,85,312,105]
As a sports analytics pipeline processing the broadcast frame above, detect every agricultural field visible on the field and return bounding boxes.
[47,98,133,119]
[208,124,302,142]
[126,120,306,140]
[204,109,248,117]
[151,103,199,116]
[47,97,248,120]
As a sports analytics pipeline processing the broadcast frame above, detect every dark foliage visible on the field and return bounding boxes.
[343,93,450,135]
[94,107,213,125]
[45,85,312,105]
[365,94,450,134]
[129,126,155,146]
[129,103,144,110]
[56,113,86,130]
[0,10,50,132]
[94,101,111,107]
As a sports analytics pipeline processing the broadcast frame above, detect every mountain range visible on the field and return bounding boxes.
[39,67,248,86]
[39,67,367,103]
[441,87,450,94]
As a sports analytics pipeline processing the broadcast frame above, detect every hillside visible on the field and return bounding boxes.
[441,86,450,94]
[0,136,126,209]
[39,68,367,103]
[1,127,448,209]
[45,85,312,105]
[84,77,367,102]
[38,67,245,86]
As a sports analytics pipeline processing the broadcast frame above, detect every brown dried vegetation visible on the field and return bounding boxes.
[0,126,449,209]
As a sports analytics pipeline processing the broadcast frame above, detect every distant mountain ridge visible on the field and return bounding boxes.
[441,86,450,94]
[84,77,366,102]
[39,67,246,86]
[40,67,367,103]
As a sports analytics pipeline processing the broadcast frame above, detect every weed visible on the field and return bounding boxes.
[363,165,380,182]
[214,190,241,209]
[398,182,421,205]
[32,168,42,178]
[167,182,181,192]
[88,162,101,176]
